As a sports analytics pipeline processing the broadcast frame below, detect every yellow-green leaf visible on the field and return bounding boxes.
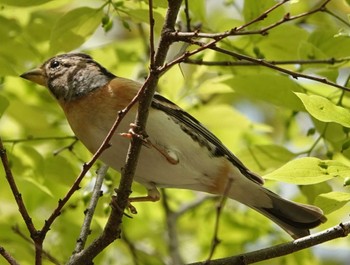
[0,95,9,118]
[0,0,51,6]
[264,157,350,184]
[50,7,103,54]
[315,191,350,214]
[296,93,350,127]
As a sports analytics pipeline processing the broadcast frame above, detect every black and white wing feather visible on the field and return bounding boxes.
[151,94,263,185]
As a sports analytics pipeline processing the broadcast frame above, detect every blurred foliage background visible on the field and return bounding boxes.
[0,0,350,264]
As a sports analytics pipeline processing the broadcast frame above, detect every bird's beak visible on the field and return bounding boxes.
[20,68,46,87]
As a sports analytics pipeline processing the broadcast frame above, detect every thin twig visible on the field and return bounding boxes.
[175,196,217,218]
[72,165,108,255]
[205,179,233,264]
[149,0,155,68]
[0,138,37,239]
[184,0,191,31]
[161,190,184,265]
[2,136,77,144]
[183,57,350,66]
[188,221,350,265]
[236,0,290,32]
[121,229,140,265]
[323,8,350,27]
[192,42,350,92]
[12,226,61,265]
[170,0,331,39]
[0,246,20,265]
[53,138,79,156]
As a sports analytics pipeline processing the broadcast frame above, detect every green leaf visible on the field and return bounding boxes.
[226,74,304,110]
[264,157,350,185]
[259,25,309,60]
[315,192,350,214]
[23,177,53,197]
[237,144,296,174]
[309,29,350,58]
[50,7,103,54]
[0,0,51,6]
[0,95,9,118]
[243,0,283,29]
[300,182,333,204]
[296,93,350,127]
[123,9,164,33]
[44,156,77,186]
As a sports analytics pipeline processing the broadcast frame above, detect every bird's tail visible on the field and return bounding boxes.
[230,185,327,239]
[255,188,326,239]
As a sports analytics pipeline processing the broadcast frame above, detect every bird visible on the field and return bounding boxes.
[20,53,326,239]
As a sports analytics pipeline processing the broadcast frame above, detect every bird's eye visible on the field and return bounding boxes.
[50,60,61,69]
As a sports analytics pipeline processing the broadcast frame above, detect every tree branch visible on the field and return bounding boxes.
[12,226,61,265]
[183,57,350,67]
[71,165,108,255]
[0,138,37,243]
[161,190,184,265]
[169,0,331,39]
[188,221,350,265]
[0,246,20,265]
[206,179,232,263]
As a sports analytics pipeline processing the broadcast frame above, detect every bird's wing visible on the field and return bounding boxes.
[151,94,264,185]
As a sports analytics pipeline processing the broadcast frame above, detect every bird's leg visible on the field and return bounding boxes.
[120,124,179,164]
[119,123,151,147]
[114,186,161,214]
[128,186,161,203]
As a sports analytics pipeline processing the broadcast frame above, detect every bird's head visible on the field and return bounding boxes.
[20,53,116,102]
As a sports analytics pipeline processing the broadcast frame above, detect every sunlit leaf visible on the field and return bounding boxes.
[315,191,350,214]
[264,157,350,184]
[226,74,304,110]
[122,8,164,33]
[23,177,53,197]
[0,95,9,118]
[44,155,77,186]
[296,93,350,127]
[50,7,103,54]
[0,0,51,6]
[237,144,296,174]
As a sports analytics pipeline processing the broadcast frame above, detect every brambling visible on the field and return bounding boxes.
[21,53,326,239]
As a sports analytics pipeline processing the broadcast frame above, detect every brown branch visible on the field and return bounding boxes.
[184,0,191,31]
[236,0,290,32]
[149,0,155,68]
[179,40,350,92]
[1,136,76,144]
[188,221,350,265]
[169,0,331,39]
[248,0,332,36]
[205,179,233,263]
[209,45,350,92]
[12,226,61,265]
[323,7,350,27]
[0,138,37,241]
[0,246,20,265]
[183,57,350,66]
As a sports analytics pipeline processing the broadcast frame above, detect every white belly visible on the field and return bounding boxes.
[69,107,223,193]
